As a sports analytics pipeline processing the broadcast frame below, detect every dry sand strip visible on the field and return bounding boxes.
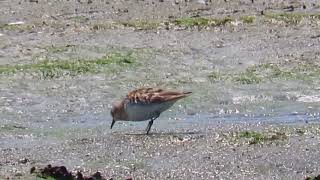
[1,0,320,179]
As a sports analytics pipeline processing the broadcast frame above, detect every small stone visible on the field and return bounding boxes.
[19,158,29,164]
[14,172,23,176]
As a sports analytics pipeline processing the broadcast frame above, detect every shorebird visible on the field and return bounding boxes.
[110,88,192,134]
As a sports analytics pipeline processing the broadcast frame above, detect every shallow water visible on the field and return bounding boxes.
[1,1,320,178]
[40,110,320,131]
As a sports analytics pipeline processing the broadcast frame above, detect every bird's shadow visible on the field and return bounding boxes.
[123,131,202,137]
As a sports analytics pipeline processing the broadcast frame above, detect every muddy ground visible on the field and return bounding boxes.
[1,0,320,179]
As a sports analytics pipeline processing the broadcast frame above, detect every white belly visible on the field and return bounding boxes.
[125,101,175,121]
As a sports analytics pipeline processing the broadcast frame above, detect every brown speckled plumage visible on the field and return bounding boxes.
[111,88,192,134]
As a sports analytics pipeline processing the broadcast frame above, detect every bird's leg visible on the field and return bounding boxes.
[110,119,115,129]
[146,120,154,134]
[146,113,160,134]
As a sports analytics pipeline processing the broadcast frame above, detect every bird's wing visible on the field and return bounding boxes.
[126,87,192,104]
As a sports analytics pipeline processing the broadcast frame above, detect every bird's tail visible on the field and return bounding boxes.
[183,91,192,96]
[165,91,192,102]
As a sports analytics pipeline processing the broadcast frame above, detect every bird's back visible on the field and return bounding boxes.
[124,88,191,121]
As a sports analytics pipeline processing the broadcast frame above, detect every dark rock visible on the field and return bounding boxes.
[30,165,110,180]
[29,0,38,3]
[283,5,294,12]
[305,175,320,180]
[311,34,320,39]
[30,167,36,174]
[41,165,73,179]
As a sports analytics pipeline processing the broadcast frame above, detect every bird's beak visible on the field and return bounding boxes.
[110,119,115,129]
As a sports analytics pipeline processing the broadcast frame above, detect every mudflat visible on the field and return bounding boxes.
[0,0,320,179]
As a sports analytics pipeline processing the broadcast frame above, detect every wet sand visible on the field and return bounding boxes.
[1,0,320,179]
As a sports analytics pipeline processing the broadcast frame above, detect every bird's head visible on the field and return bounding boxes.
[110,101,126,129]
[110,101,123,120]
